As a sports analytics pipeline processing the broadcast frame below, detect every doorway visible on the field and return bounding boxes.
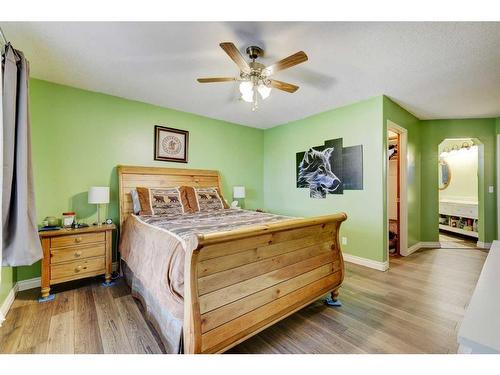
[438,138,479,249]
[387,121,408,260]
[388,130,400,255]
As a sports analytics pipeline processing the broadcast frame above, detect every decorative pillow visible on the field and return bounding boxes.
[182,186,229,212]
[136,187,185,216]
[178,186,195,213]
[130,189,141,215]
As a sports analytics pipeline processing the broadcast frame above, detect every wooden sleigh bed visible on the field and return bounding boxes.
[118,165,347,354]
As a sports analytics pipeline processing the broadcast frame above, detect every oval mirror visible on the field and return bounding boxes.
[438,160,451,190]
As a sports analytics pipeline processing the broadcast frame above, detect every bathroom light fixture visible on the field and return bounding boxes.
[461,141,474,150]
[440,140,476,159]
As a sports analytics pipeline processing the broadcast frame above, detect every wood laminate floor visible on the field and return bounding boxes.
[0,245,487,354]
[439,232,478,249]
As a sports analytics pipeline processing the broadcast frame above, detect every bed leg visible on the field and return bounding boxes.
[325,289,342,307]
[102,273,115,287]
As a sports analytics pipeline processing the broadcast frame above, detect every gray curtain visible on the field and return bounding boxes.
[2,43,42,266]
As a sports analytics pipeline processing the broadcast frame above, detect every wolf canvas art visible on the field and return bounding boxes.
[296,138,363,198]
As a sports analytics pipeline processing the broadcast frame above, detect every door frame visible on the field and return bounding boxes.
[387,121,408,258]
[497,134,500,241]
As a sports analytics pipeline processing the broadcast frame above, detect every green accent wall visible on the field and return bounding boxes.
[383,97,422,249]
[263,96,386,263]
[15,79,265,281]
[0,267,16,308]
[420,118,497,243]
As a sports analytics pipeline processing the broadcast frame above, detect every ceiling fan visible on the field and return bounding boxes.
[197,42,308,111]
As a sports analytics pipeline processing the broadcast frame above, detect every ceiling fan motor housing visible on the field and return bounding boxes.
[246,45,264,60]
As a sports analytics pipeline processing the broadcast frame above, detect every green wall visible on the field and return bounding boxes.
[263,96,386,263]
[383,97,422,249]
[0,267,16,308]
[15,79,265,281]
[420,118,497,243]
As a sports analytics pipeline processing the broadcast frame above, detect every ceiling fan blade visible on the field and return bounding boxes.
[219,42,251,73]
[197,77,236,83]
[265,51,308,75]
[269,79,299,93]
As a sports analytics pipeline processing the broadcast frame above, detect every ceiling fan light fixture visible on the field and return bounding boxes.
[241,90,254,103]
[257,84,272,100]
[197,42,308,110]
[239,81,253,96]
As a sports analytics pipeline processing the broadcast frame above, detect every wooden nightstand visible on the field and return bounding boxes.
[39,224,116,299]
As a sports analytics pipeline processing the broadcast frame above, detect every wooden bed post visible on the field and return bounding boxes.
[183,247,203,354]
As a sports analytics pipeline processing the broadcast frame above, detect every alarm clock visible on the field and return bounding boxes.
[105,218,113,225]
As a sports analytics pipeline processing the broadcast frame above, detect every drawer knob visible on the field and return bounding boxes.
[74,251,82,258]
[75,237,83,243]
[75,265,83,272]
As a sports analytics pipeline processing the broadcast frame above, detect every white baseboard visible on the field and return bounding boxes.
[17,277,41,291]
[343,253,389,271]
[476,242,492,249]
[401,241,441,257]
[0,283,18,327]
[420,241,442,248]
[401,242,421,256]
[0,261,119,325]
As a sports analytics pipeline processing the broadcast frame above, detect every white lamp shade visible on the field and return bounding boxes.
[233,186,246,199]
[88,186,110,204]
[257,84,271,100]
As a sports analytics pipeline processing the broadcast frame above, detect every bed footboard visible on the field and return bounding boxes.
[183,213,347,354]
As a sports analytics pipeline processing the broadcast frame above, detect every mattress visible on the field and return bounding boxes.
[119,209,292,353]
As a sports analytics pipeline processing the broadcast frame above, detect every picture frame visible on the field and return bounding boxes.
[154,125,189,163]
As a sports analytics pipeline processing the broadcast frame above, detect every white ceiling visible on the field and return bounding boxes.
[3,22,500,128]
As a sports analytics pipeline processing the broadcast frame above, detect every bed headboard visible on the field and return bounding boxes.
[117,165,222,227]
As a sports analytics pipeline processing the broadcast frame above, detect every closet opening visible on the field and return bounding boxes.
[388,130,400,256]
[387,121,408,261]
[438,138,480,248]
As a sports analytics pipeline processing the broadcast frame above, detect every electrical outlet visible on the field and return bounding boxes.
[489,186,494,193]
[342,237,348,245]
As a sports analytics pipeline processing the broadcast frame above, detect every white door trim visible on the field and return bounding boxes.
[387,120,408,259]
[497,135,500,241]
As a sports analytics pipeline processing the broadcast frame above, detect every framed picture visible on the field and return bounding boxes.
[154,125,189,163]
[296,137,363,199]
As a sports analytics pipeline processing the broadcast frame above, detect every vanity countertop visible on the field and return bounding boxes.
[439,199,478,205]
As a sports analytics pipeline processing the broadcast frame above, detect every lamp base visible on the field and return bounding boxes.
[237,198,245,209]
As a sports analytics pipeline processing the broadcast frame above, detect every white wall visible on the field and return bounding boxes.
[439,139,478,203]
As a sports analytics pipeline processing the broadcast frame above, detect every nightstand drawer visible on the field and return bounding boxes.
[50,243,106,264]
[50,232,105,248]
[50,257,105,282]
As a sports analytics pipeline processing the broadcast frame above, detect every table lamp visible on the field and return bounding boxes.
[232,186,246,209]
[88,186,110,226]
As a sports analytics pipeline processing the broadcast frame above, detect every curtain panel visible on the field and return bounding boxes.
[2,43,42,266]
